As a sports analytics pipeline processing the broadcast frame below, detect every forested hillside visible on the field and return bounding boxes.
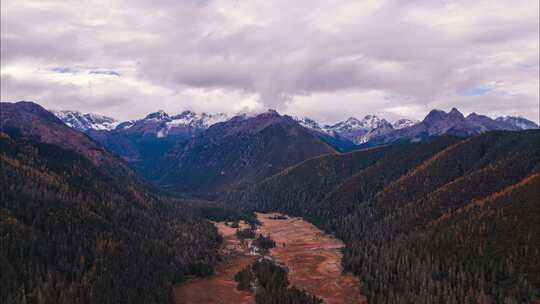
[0,102,135,179]
[0,102,222,304]
[225,135,461,223]
[157,110,336,195]
[235,259,323,304]
[227,130,540,303]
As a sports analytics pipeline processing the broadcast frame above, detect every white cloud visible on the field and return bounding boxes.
[1,0,538,123]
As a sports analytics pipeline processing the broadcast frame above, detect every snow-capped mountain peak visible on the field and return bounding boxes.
[52,110,120,132]
[144,110,170,121]
[168,111,196,127]
[167,111,228,129]
[295,114,394,144]
[199,112,229,128]
[495,116,539,130]
[136,110,228,138]
[53,108,229,136]
[327,115,391,133]
[344,117,362,126]
[393,118,419,129]
[296,117,323,131]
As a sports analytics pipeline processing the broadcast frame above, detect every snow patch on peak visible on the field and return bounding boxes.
[52,110,120,131]
[357,121,395,144]
[393,118,419,129]
[344,117,361,125]
[200,113,228,127]
[156,129,167,138]
[167,111,228,129]
[296,114,395,144]
[495,116,539,130]
[326,115,390,134]
[296,117,323,131]
[116,121,135,130]
[144,110,170,121]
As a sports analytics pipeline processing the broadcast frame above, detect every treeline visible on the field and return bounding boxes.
[184,199,259,224]
[0,132,221,304]
[236,228,256,240]
[235,259,323,304]
[226,130,540,303]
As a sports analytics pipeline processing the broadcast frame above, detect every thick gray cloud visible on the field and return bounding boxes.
[1,0,538,123]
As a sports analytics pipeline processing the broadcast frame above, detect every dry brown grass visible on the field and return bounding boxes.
[174,221,256,304]
[257,213,366,304]
[175,215,366,304]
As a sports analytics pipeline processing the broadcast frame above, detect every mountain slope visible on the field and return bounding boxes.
[224,135,461,223]
[53,109,228,178]
[227,130,540,303]
[311,131,358,152]
[0,101,221,304]
[1,101,135,178]
[90,111,227,176]
[336,130,540,303]
[157,110,337,194]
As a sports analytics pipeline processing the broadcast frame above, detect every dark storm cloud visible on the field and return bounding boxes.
[1,0,538,123]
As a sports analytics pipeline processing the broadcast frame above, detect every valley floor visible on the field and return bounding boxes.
[174,221,256,304]
[174,213,365,304]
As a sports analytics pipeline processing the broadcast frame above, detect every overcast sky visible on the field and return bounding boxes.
[1,0,538,123]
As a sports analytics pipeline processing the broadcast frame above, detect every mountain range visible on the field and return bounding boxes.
[358,108,538,147]
[52,109,228,135]
[2,100,539,304]
[297,115,418,144]
[53,107,538,148]
[48,105,538,195]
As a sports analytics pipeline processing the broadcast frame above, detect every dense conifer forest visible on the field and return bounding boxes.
[0,132,222,304]
[227,130,540,303]
[235,259,323,304]
[252,235,276,252]
[2,101,539,304]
